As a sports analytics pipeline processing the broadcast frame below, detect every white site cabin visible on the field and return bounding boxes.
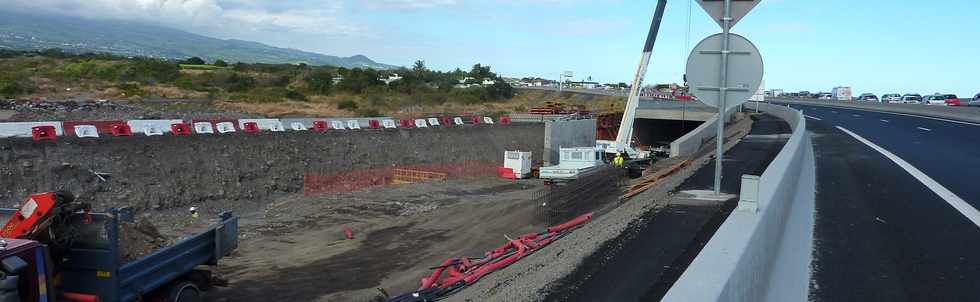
[538,147,605,183]
[503,151,532,179]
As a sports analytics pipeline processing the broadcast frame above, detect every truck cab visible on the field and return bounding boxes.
[0,239,56,302]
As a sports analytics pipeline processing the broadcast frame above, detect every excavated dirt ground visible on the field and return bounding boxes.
[204,178,552,302]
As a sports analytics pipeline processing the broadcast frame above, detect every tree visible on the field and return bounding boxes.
[469,64,494,80]
[412,60,427,77]
[618,82,629,88]
[306,70,333,95]
[183,57,205,65]
[213,59,228,67]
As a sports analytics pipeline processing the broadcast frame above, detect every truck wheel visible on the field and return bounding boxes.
[169,281,201,302]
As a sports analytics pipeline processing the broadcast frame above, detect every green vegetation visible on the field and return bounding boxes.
[0,50,516,115]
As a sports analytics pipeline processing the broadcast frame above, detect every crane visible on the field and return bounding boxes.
[597,0,668,159]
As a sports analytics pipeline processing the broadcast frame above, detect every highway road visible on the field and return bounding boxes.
[785,103,980,301]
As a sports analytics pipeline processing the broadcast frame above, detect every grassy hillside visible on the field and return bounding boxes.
[0,50,526,118]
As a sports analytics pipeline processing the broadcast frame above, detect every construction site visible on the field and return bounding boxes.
[0,2,798,301]
[0,95,770,302]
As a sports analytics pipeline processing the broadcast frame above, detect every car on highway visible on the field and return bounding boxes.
[818,93,833,100]
[881,93,902,103]
[968,93,980,107]
[857,93,879,102]
[925,94,961,106]
[901,94,923,104]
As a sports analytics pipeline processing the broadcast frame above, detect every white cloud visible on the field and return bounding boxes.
[363,0,457,9]
[3,0,224,28]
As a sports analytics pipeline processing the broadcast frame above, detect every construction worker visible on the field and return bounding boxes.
[613,152,625,168]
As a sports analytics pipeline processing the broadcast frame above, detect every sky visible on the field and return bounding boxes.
[3,0,979,97]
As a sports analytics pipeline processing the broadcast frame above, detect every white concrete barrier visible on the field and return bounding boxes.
[0,122,65,138]
[663,103,815,302]
[669,108,737,158]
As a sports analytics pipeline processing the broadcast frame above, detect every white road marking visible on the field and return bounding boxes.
[797,104,980,127]
[804,115,822,121]
[837,126,980,228]
[917,127,932,132]
[831,111,838,114]
[880,119,889,123]
[852,114,862,117]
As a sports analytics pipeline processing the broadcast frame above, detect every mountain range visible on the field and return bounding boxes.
[0,10,398,69]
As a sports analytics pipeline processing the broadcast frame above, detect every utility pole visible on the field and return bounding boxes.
[712,0,732,194]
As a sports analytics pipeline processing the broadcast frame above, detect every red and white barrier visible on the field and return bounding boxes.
[347,120,361,130]
[414,119,428,128]
[238,119,285,132]
[0,122,64,138]
[193,122,215,134]
[453,117,464,126]
[330,120,345,130]
[427,118,440,127]
[73,125,99,138]
[483,117,494,124]
[382,119,397,129]
[127,120,184,136]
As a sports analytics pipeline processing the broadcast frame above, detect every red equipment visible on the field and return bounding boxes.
[410,213,592,296]
[368,119,382,129]
[0,192,89,240]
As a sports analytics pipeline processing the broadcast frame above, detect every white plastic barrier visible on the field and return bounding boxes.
[663,103,814,302]
[427,118,440,127]
[414,119,428,128]
[330,120,345,130]
[193,122,215,134]
[382,119,397,129]
[238,119,285,132]
[483,117,494,124]
[453,117,464,125]
[216,122,236,133]
[72,125,98,138]
[347,120,361,130]
[291,122,307,131]
[0,122,65,138]
[128,120,183,136]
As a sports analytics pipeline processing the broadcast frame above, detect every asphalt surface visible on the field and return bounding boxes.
[542,114,790,302]
[789,104,980,301]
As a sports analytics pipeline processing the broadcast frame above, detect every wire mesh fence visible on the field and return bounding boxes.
[532,167,628,226]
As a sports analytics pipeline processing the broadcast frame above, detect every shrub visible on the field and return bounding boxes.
[337,100,359,111]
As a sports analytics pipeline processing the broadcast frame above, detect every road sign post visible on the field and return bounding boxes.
[688,0,763,194]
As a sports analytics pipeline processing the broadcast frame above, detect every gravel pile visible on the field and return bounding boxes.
[1,98,257,122]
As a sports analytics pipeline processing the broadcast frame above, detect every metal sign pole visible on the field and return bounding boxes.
[713,0,732,194]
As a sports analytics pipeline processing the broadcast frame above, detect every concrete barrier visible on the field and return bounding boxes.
[669,108,737,158]
[663,103,815,302]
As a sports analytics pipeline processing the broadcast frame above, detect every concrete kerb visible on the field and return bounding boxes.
[662,103,815,302]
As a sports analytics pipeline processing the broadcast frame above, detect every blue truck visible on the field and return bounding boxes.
[0,196,238,302]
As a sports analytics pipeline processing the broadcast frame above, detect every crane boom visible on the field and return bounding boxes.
[612,0,667,156]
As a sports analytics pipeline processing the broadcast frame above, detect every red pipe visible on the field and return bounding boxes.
[547,212,593,233]
[62,292,100,302]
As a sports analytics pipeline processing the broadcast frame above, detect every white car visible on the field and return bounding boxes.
[882,93,902,103]
[818,93,833,100]
[901,94,922,104]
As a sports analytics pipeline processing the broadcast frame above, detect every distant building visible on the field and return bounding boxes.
[380,73,403,85]
[332,75,344,84]
[566,81,599,89]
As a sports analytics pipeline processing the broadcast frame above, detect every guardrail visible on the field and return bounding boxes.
[663,102,816,302]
